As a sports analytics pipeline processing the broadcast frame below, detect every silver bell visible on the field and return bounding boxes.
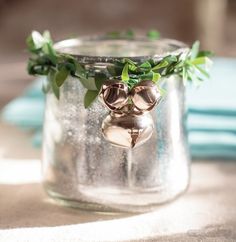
[99,80,129,111]
[130,80,162,111]
[101,111,154,148]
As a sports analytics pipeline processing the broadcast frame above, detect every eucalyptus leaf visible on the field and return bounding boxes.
[84,90,99,108]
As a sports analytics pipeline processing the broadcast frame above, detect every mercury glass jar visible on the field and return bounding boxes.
[42,36,190,212]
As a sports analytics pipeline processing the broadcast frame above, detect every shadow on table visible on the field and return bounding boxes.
[0,183,129,229]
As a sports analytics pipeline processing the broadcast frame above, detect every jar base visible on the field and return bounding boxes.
[44,184,189,213]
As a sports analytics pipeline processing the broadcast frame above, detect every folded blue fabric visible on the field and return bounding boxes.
[187,113,236,133]
[189,131,236,159]
[1,57,236,159]
[186,57,236,116]
[1,79,45,129]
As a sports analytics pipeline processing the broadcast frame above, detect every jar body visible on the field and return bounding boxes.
[42,74,190,212]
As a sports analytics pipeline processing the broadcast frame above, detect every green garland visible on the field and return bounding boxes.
[26,31,213,108]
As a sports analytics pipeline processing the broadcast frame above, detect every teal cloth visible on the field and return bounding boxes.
[186,57,236,115]
[1,57,236,159]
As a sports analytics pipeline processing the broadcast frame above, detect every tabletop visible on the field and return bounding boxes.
[0,158,235,242]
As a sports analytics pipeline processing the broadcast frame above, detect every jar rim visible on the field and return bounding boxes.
[54,35,189,63]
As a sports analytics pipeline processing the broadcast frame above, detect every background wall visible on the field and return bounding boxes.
[0,0,235,106]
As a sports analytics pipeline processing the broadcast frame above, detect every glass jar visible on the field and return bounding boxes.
[42,36,190,212]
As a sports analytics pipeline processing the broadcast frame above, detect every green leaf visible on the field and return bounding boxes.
[187,69,202,86]
[152,60,168,71]
[125,29,134,39]
[75,62,86,77]
[31,31,45,49]
[147,30,160,40]
[182,67,187,86]
[140,71,160,81]
[55,66,69,87]
[84,90,99,108]
[191,41,200,60]
[26,35,36,51]
[48,70,60,99]
[197,50,214,57]
[122,58,136,65]
[42,77,51,93]
[95,72,107,90]
[190,56,208,65]
[80,77,97,90]
[163,55,178,63]
[106,31,121,39]
[122,63,129,81]
[43,30,52,43]
[42,43,57,64]
[194,65,210,78]
[139,61,152,69]
[152,72,161,82]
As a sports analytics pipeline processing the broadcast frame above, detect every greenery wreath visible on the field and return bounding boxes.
[26,30,213,108]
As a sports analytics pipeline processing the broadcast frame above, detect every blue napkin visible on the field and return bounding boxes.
[186,58,236,115]
[1,57,236,159]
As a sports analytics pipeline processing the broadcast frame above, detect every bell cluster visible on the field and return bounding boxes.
[99,80,162,149]
[99,80,162,114]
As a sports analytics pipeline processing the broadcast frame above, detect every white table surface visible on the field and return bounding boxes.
[0,158,236,242]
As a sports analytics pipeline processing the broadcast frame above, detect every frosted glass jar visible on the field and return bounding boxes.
[42,37,190,212]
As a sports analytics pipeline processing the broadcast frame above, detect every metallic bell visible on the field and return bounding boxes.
[130,80,162,111]
[99,80,129,111]
[101,111,154,148]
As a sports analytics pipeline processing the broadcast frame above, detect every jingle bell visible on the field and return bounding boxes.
[101,111,154,148]
[99,80,129,111]
[130,80,162,111]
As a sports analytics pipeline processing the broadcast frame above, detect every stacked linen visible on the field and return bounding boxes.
[1,58,236,159]
[186,58,236,159]
[1,80,45,147]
